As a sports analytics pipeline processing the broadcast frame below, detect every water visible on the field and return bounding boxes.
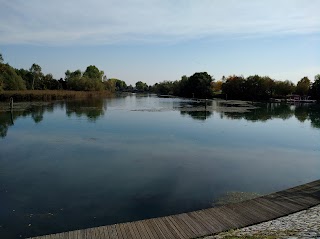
[0,94,319,238]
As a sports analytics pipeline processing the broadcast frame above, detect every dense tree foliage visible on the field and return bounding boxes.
[152,72,213,98]
[273,80,296,96]
[0,54,26,90]
[295,77,311,96]
[63,66,114,91]
[107,78,127,91]
[212,80,223,93]
[83,65,105,81]
[311,75,320,101]
[221,75,246,100]
[29,63,42,90]
[0,63,26,91]
[135,81,149,92]
[184,72,213,98]
[64,68,105,91]
[222,75,297,100]
[0,52,113,92]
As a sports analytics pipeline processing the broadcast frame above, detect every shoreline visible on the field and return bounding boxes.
[27,180,320,239]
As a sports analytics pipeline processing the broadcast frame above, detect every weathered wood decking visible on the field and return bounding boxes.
[29,180,320,239]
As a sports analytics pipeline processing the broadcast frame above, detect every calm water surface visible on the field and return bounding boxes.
[0,94,319,238]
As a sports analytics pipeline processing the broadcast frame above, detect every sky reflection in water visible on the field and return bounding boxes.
[0,94,319,238]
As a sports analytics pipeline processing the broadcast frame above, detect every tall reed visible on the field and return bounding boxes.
[0,90,113,101]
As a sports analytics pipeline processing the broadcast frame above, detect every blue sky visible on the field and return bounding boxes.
[0,0,319,85]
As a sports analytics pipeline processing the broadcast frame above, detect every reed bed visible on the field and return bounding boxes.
[0,90,113,101]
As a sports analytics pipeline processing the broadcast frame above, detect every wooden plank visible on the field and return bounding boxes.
[114,224,125,239]
[249,198,284,218]
[175,214,204,237]
[127,222,142,239]
[255,197,290,215]
[187,211,216,234]
[239,199,278,219]
[150,218,176,239]
[144,219,164,239]
[162,216,186,238]
[195,209,227,232]
[279,194,320,207]
[134,221,151,239]
[140,220,158,239]
[108,224,119,239]
[163,216,188,239]
[154,218,179,239]
[267,197,305,213]
[167,216,195,238]
[119,223,134,239]
[225,202,270,225]
[90,227,102,239]
[185,212,212,235]
[209,206,250,228]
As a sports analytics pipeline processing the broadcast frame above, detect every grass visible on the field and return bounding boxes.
[218,235,280,239]
[198,229,298,239]
[0,90,114,101]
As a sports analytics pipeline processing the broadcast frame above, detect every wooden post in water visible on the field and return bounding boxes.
[10,110,14,125]
[9,97,13,110]
[9,97,14,125]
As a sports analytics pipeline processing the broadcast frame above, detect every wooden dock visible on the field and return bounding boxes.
[29,180,320,239]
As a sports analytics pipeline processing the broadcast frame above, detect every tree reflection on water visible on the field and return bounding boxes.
[0,100,319,139]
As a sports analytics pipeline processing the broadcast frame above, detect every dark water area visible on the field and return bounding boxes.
[0,94,319,238]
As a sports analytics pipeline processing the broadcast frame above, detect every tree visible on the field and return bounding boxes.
[152,81,175,95]
[83,65,104,81]
[135,81,148,92]
[15,68,33,90]
[0,53,3,64]
[273,80,295,97]
[184,72,213,98]
[42,73,61,90]
[29,63,43,90]
[212,80,223,93]
[311,74,320,101]
[0,64,26,91]
[115,79,127,91]
[65,67,105,91]
[107,78,127,91]
[296,77,311,96]
[103,78,116,92]
[244,75,274,100]
[222,75,245,99]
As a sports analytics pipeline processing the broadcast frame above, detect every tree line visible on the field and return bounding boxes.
[152,73,320,101]
[1,52,319,101]
[220,75,320,101]
[0,53,115,92]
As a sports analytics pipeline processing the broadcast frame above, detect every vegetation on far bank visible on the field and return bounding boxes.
[152,74,320,102]
[0,90,113,101]
[1,52,319,102]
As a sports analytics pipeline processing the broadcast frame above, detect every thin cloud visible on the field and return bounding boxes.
[1,0,319,45]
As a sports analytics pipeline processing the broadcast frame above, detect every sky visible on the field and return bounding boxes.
[0,0,319,85]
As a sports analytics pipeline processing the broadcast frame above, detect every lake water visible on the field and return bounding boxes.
[0,94,319,238]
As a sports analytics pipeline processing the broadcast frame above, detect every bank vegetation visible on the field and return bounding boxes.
[1,52,319,102]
